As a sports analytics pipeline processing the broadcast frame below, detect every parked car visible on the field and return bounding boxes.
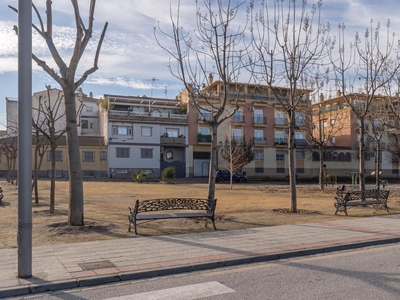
[215,170,247,183]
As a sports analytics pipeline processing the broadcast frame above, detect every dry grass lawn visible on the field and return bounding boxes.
[1,180,400,249]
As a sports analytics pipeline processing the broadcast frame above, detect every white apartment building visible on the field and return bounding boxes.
[101,94,189,179]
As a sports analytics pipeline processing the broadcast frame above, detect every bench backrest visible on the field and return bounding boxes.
[134,198,217,214]
[344,189,389,202]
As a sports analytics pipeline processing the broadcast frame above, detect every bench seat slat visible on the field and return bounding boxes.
[136,212,211,220]
[346,201,381,206]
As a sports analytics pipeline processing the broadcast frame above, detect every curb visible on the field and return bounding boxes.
[1,236,400,298]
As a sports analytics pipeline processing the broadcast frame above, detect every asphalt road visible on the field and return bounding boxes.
[17,243,400,300]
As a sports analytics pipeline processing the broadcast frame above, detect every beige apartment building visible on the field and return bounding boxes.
[311,93,400,179]
[178,78,312,179]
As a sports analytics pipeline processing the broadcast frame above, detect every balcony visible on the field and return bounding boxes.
[275,138,288,146]
[160,136,186,145]
[198,133,212,143]
[253,115,267,125]
[108,110,187,124]
[252,137,267,145]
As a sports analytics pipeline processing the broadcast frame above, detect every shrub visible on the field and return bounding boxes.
[131,171,148,183]
[162,166,176,183]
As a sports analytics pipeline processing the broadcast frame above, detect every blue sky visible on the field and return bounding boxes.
[1,0,400,129]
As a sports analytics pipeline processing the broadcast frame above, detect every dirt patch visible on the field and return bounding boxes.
[0,180,399,248]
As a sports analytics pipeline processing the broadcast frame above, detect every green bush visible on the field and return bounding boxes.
[162,166,176,183]
[131,171,148,183]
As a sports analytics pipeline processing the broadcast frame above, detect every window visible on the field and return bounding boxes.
[82,170,95,177]
[100,151,107,161]
[166,128,179,137]
[274,111,286,125]
[254,109,264,124]
[85,106,93,113]
[112,126,133,136]
[82,120,88,129]
[141,126,152,137]
[232,109,243,122]
[296,168,305,174]
[47,170,63,178]
[255,167,264,173]
[296,151,304,159]
[166,150,173,160]
[47,150,62,161]
[254,150,264,161]
[232,128,243,141]
[199,127,210,135]
[295,112,305,126]
[330,119,335,126]
[116,147,130,158]
[276,168,285,173]
[141,148,153,159]
[276,150,285,161]
[254,130,264,140]
[83,151,95,162]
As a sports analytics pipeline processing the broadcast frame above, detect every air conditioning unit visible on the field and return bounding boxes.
[249,106,254,112]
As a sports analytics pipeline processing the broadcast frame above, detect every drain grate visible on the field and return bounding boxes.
[79,260,116,270]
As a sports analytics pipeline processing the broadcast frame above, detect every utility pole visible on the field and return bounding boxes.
[18,0,32,278]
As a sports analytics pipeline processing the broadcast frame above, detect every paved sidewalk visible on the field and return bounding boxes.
[1,215,400,298]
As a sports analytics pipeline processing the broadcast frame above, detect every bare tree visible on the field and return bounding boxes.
[331,20,400,194]
[155,0,249,200]
[32,87,67,213]
[306,95,348,189]
[10,1,108,225]
[248,0,334,212]
[31,126,48,205]
[219,123,254,189]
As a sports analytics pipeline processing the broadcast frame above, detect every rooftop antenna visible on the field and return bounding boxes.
[146,77,158,98]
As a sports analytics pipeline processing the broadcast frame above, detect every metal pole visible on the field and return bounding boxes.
[18,0,32,278]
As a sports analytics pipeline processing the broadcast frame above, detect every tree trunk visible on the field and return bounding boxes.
[35,151,45,205]
[49,144,56,213]
[376,145,380,186]
[33,144,39,204]
[359,118,366,196]
[288,111,297,213]
[207,125,218,200]
[319,146,324,190]
[64,86,84,226]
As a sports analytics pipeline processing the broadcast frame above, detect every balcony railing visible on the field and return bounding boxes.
[198,112,212,121]
[232,135,243,141]
[275,138,288,145]
[274,118,287,125]
[252,137,267,145]
[198,134,212,143]
[294,139,308,146]
[295,120,305,126]
[160,136,186,145]
[109,110,187,120]
[231,114,245,123]
[253,115,267,125]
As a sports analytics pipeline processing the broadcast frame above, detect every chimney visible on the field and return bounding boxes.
[89,92,93,98]
[319,93,324,102]
[208,73,213,85]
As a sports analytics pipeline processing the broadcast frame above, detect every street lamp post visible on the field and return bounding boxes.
[18,0,32,278]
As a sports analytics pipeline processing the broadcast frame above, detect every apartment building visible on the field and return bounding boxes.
[1,88,106,178]
[178,78,312,178]
[311,93,400,178]
[101,94,189,179]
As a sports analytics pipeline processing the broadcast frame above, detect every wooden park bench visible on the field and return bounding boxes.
[334,186,390,216]
[128,198,217,235]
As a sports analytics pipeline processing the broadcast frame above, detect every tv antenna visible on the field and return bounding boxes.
[147,77,158,97]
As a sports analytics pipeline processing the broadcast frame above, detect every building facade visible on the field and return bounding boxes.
[101,94,189,179]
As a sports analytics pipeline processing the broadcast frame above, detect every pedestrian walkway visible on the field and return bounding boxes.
[1,215,400,298]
